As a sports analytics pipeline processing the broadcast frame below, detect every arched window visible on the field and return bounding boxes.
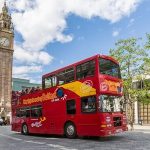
[4,22,7,28]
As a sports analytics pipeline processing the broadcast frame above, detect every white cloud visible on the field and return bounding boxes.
[9,0,33,12]
[12,74,31,81]
[0,0,142,77]
[14,44,53,65]
[65,0,141,22]
[12,74,42,84]
[30,79,41,84]
[0,1,3,8]
[112,30,120,37]
[6,0,141,51]
[13,65,42,75]
[9,0,73,51]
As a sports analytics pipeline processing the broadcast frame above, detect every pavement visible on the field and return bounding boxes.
[128,124,150,132]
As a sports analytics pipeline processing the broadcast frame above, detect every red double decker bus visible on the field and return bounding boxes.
[11,54,128,138]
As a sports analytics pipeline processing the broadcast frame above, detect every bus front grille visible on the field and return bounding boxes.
[113,117,122,127]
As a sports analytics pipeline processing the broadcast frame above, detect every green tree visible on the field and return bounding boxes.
[109,36,149,130]
[138,34,150,104]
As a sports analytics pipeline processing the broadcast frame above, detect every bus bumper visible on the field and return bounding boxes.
[99,126,128,136]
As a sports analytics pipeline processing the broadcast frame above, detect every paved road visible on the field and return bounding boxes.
[0,126,150,150]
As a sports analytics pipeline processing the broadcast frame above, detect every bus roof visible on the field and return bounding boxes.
[42,54,118,78]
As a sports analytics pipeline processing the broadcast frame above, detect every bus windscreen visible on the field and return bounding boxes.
[98,95,124,113]
[99,58,121,78]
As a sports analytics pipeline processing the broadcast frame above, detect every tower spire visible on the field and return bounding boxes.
[0,0,13,32]
[2,0,8,14]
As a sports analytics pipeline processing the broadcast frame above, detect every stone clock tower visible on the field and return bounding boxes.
[0,2,14,120]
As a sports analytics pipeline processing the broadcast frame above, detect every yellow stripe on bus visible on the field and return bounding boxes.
[59,81,96,97]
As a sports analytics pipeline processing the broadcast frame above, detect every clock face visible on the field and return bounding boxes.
[0,37,10,47]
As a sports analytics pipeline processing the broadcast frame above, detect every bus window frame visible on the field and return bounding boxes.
[57,67,75,85]
[99,58,121,79]
[76,59,95,80]
[31,105,42,118]
[16,107,31,118]
[66,99,76,115]
[81,96,97,113]
[43,74,57,89]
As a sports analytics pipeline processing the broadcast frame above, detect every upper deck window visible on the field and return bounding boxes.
[99,58,121,78]
[43,75,57,89]
[76,60,95,80]
[58,67,74,85]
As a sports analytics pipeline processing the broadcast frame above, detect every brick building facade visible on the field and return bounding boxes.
[0,2,14,120]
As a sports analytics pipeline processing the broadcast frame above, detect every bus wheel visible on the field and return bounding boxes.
[65,122,76,138]
[22,124,29,135]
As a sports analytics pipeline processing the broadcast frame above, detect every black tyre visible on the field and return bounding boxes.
[65,122,77,138]
[22,124,29,135]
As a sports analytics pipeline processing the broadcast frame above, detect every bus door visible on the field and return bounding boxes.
[78,96,98,135]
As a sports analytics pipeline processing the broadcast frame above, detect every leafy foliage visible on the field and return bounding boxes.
[109,34,150,129]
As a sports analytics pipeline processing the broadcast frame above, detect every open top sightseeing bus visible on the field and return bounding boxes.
[11,54,128,138]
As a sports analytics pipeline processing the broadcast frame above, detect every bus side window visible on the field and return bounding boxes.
[25,108,30,118]
[81,96,96,113]
[44,77,52,88]
[65,68,75,83]
[66,100,76,114]
[52,76,57,86]
[16,109,20,117]
[58,71,66,85]
[44,75,57,89]
[76,60,95,80]
[31,106,42,118]
[58,68,75,85]
[20,108,26,117]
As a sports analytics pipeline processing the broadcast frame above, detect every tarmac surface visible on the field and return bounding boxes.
[0,125,150,150]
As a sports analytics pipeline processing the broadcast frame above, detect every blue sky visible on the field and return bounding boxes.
[0,0,150,83]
